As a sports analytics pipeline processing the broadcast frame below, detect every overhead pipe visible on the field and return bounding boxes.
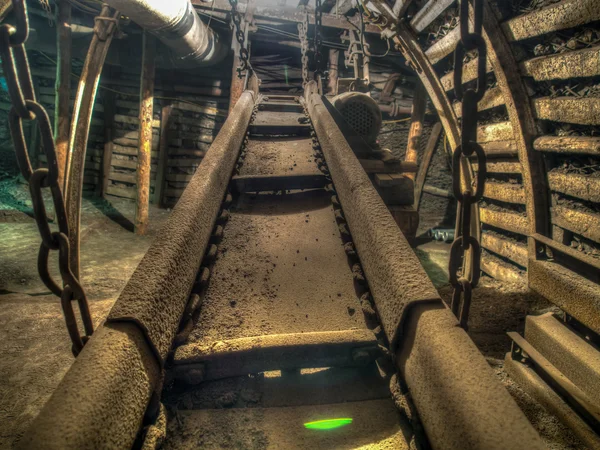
[103,0,227,66]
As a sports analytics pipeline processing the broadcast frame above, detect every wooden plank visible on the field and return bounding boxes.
[480,207,529,235]
[481,252,523,282]
[440,57,494,92]
[503,0,600,42]
[552,205,600,243]
[425,26,460,64]
[410,0,454,32]
[484,181,526,204]
[165,173,194,182]
[414,122,443,208]
[100,90,115,198]
[548,172,600,203]
[114,114,160,128]
[168,159,204,168]
[392,0,412,18]
[479,140,518,157]
[404,82,427,173]
[534,135,600,155]
[358,159,417,173]
[109,171,156,184]
[481,232,528,267]
[112,158,157,171]
[473,160,522,174]
[477,121,513,143]
[532,97,600,125]
[374,173,394,187]
[453,86,504,118]
[106,185,137,200]
[521,46,600,81]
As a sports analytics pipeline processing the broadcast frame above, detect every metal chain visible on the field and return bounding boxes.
[298,14,309,87]
[313,0,323,75]
[228,0,251,78]
[448,0,487,330]
[0,0,93,356]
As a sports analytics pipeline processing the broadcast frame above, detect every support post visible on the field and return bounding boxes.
[100,87,116,198]
[154,103,173,207]
[414,122,442,209]
[327,48,339,95]
[135,32,156,235]
[404,81,427,178]
[55,0,72,191]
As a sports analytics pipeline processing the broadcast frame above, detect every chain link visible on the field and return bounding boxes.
[1,0,93,356]
[298,14,309,87]
[228,0,251,78]
[448,0,487,331]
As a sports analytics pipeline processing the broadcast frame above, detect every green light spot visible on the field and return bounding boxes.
[304,418,353,430]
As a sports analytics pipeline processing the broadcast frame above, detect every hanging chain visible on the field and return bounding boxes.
[0,0,93,356]
[313,0,323,75]
[228,0,251,78]
[298,14,309,87]
[448,0,487,330]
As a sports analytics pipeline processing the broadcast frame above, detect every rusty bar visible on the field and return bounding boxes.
[481,231,528,267]
[483,181,526,204]
[453,86,504,118]
[477,121,513,143]
[327,48,339,95]
[425,26,459,64]
[481,251,523,282]
[414,122,442,208]
[480,206,529,235]
[548,171,600,204]
[107,91,256,365]
[54,0,71,191]
[552,205,600,243]
[65,6,119,278]
[135,32,156,236]
[410,0,453,32]
[440,56,493,92]
[404,82,427,178]
[173,329,379,381]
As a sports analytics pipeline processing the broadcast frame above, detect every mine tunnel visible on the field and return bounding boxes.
[1,0,599,448]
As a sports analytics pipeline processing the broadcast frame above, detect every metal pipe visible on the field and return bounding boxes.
[103,0,226,66]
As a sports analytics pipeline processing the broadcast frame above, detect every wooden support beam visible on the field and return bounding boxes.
[548,172,600,204]
[414,122,443,209]
[328,48,339,95]
[481,251,523,283]
[410,0,454,33]
[453,86,504,118]
[440,57,494,92]
[477,121,514,143]
[521,46,600,81]
[532,97,600,126]
[100,89,116,198]
[483,181,526,204]
[404,82,427,177]
[135,33,156,235]
[54,0,72,191]
[154,104,172,207]
[480,206,529,235]
[481,232,528,267]
[425,26,459,64]
[534,136,600,156]
[502,0,600,42]
[552,205,600,243]
[479,140,518,158]
[392,0,412,19]
[473,160,522,174]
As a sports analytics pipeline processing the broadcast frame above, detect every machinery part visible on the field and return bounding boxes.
[103,0,226,66]
[0,0,93,356]
[331,91,382,144]
[305,85,544,449]
[448,0,487,330]
[173,329,380,381]
[107,91,256,365]
[65,5,120,286]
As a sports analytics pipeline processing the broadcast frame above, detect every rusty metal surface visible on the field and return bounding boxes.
[65,6,120,278]
[17,322,161,450]
[399,304,544,450]
[305,88,440,350]
[173,329,379,381]
[107,91,256,365]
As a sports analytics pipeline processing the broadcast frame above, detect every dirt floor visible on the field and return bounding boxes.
[0,179,170,448]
